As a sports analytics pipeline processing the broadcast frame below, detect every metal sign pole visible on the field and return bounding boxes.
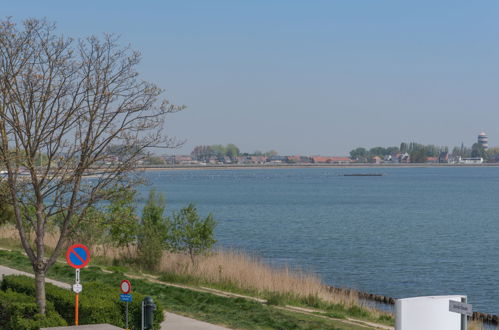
[75,269,80,326]
[120,279,132,329]
[461,297,467,330]
[66,244,90,327]
[75,293,79,326]
[126,301,129,329]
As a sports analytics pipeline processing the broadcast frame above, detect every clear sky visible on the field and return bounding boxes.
[4,1,499,155]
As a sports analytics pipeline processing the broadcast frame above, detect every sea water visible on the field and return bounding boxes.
[136,166,499,314]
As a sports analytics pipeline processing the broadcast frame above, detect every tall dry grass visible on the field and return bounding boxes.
[160,249,358,306]
[0,225,60,250]
[0,224,358,308]
[468,319,485,330]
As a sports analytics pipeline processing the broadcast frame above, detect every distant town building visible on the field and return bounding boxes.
[478,132,488,150]
[399,152,410,163]
[310,156,352,164]
[173,155,199,165]
[286,155,303,163]
[459,157,483,164]
[236,155,267,164]
[267,155,287,163]
[438,152,449,163]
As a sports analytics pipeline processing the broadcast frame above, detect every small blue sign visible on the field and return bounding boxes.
[120,294,132,302]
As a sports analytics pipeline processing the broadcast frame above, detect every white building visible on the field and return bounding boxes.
[478,132,488,150]
[458,157,483,164]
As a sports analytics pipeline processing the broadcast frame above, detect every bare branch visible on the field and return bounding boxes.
[0,18,184,313]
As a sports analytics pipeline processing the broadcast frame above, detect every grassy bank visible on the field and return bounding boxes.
[0,249,374,329]
[156,250,394,324]
[0,226,393,328]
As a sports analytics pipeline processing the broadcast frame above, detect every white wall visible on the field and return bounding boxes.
[396,295,465,330]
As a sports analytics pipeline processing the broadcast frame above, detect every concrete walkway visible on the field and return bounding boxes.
[163,313,229,330]
[0,265,230,330]
[41,325,122,330]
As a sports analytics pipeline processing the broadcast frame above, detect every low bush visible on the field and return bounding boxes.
[0,289,67,330]
[1,275,163,329]
[266,292,287,306]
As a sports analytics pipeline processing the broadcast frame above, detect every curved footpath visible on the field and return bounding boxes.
[0,265,229,330]
[0,263,393,329]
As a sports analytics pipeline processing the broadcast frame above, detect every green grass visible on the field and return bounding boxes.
[0,250,371,330]
[158,272,394,326]
[0,238,394,327]
[262,291,393,326]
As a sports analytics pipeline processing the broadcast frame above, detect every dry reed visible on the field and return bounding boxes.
[160,248,358,306]
[468,319,485,330]
[0,225,362,309]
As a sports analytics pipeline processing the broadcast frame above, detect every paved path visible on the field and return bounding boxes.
[163,312,229,330]
[0,265,230,330]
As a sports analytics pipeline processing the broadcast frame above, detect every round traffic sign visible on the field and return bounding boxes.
[120,280,131,294]
[66,244,90,269]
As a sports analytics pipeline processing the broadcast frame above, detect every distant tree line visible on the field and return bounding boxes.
[191,144,240,162]
[350,141,499,163]
[452,143,489,160]
[191,144,278,162]
[350,142,449,163]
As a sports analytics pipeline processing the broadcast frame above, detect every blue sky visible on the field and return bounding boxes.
[4,1,499,155]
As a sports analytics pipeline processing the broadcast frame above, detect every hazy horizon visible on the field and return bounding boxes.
[4,1,499,155]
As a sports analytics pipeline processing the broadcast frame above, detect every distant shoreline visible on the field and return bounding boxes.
[136,163,499,171]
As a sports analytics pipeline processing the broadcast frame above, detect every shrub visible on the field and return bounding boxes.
[1,275,122,325]
[0,289,67,330]
[169,203,216,264]
[1,275,163,329]
[266,292,287,306]
[137,190,170,271]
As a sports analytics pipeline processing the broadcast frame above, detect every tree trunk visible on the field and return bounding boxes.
[189,248,195,266]
[34,268,46,315]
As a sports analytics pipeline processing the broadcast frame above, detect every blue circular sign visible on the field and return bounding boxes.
[66,244,90,269]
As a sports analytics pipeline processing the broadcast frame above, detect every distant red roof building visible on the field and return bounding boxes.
[329,157,351,163]
[174,155,193,162]
[286,155,302,163]
[250,156,267,164]
[311,156,352,164]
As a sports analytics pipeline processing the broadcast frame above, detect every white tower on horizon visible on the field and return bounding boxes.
[478,132,488,150]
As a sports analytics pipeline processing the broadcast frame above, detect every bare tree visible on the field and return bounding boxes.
[0,18,183,313]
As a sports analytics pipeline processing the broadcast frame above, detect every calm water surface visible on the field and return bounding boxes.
[137,167,499,314]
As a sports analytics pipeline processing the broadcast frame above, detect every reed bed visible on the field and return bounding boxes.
[0,225,373,313]
[160,249,358,306]
[468,319,485,330]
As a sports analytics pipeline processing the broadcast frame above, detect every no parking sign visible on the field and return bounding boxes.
[66,244,90,269]
[65,243,90,326]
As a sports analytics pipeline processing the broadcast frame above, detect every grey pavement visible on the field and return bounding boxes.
[41,325,122,330]
[163,312,230,330]
[0,265,230,330]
